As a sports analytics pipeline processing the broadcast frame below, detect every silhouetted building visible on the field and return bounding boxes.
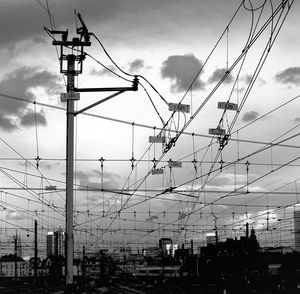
[294,209,300,251]
[143,247,161,259]
[159,238,172,255]
[54,229,64,256]
[200,226,259,258]
[47,232,54,257]
[47,229,64,257]
[120,246,132,260]
[206,232,216,245]
[0,255,29,277]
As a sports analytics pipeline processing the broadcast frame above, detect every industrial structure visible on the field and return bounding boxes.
[294,209,300,251]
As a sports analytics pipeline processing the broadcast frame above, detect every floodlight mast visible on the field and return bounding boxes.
[46,12,138,291]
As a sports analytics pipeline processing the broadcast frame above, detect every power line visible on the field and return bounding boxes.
[1,92,300,150]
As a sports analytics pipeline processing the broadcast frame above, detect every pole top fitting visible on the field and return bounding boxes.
[132,75,139,91]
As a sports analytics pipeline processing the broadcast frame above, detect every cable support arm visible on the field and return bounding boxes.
[75,91,124,116]
[74,75,138,93]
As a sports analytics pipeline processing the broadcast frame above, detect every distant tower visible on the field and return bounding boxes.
[47,231,54,257]
[17,234,22,258]
[47,229,64,257]
[54,228,64,256]
[294,209,300,251]
[246,222,249,239]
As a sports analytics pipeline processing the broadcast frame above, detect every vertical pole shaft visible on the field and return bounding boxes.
[82,245,85,278]
[14,232,17,278]
[66,54,75,287]
[34,220,38,278]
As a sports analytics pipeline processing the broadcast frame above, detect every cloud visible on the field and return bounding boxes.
[75,169,120,190]
[257,78,266,86]
[0,2,44,48]
[0,1,129,48]
[0,116,18,132]
[90,59,147,77]
[21,161,60,171]
[208,68,234,84]
[208,175,232,187]
[206,173,248,192]
[244,74,253,84]
[6,211,26,221]
[3,0,197,48]
[240,75,266,87]
[90,65,117,76]
[0,67,62,132]
[161,54,205,92]
[42,163,53,170]
[74,169,121,206]
[202,173,264,198]
[274,66,300,86]
[20,109,47,127]
[0,1,185,47]
[0,66,62,115]
[251,209,279,230]
[242,111,259,122]
[0,0,258,50]
[128,58,144,72]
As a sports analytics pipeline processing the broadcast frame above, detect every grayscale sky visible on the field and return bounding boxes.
[0,0,299,257]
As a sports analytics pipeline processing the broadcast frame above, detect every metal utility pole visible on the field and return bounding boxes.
[46,12,138,290]
[212,214,218,244]
[47,17,91,289]
[14,231,17,278]
[66,54,75,286]
[82,245,86,278]
[34,220,38,278]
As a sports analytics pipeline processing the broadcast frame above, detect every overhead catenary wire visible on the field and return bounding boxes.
[80,140,300,235]
[91,33,169,106]
[76,0,296,242]
[35,0,67,87]
[175,0,294,239]
[101,123,300,234]
[0,134,65,202]
[121,130,300,244]
[181,151,300,238]
[0,167,64,216]
[186,177,300,233]
[1,91,300,150]
[35,3,288,238]
[163,0,292,160]
[3,0,296,251]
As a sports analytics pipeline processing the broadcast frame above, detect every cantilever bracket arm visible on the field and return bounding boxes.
[75,90,125,116]
[74,76,139,93]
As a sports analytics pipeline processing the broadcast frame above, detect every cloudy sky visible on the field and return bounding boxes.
[0,0,299,257]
